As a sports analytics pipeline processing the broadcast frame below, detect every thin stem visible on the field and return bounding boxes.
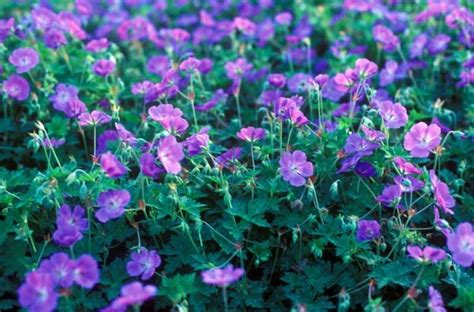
[222,287,229,312]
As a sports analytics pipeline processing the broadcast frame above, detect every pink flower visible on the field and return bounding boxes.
[100,152,128,178]
[157,135,184,174]
[407,245,446,263]
[430,170,455,215]
[236,127,266,142]
[378,101,408,129]
[78,110,111,126]
[403,122,441,158]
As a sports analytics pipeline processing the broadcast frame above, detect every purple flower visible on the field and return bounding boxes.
[393,156,422,175]
[0,18,14,43]
[377,185,402,208]
[216,148,242,169]
[410,34,428,59]
[201,264,244,287]
[394,175,425,192]
[126,247,162,280]
[373,24,399,52]
[361,125,386,143]
[115,123,137,146]
[184,128,210,156]
[446,222,473,268]
[356,220,381,242]
[72,254,100,289]
[428,286,446,312]
[3,74,30,101]
[157,135,184,174]
[430,170,455,215]
[403,122,441,158]
[95,189,131,223]
[196,89,228,111]
[237,127,266,142]
[344,133,379,157]
[179,57,201,73]
[93,59,116,77]
[354,161,376,177]
[31,7,57,31]
[225,58,253,81]
[50,84,86,118]
[100,152,128,178]
[44,28,67,49]
[39,252,75,288]
[148,104,183,122]
[18,272,58,312]
[53,204,88,247]
[232,17,256,36]
[380,60,398,86]
[8,48,39,74]
[268,74,286,88]
[334,69,355,93]
[78,110,111,126]
[139,153,163,178]
[275,12,293,26]
[147,55,171,76]
[86,38,109,53]
[160,116,189,135]
[378,101,408,129]
[103,282,157,311]
[287,73,311,93]
[279,151,314,187]
[407,246,446,263]
[352,58,378,80]
[427,34,451,55]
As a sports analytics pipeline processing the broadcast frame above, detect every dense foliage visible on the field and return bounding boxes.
[0,0,473,311]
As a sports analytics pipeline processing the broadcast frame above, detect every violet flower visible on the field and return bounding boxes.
[201,265,244,287]
[377,185,402,208]
[393,156,422,175]
[86,38,109,53]
[72,254,100,289]
[428,286,446,312]
[268,73,286,88]
[157,135,184,174]
[148,104,183,122]
[409,34,428,59]
[50,84,87,118]
[78,110,112,126]
[39,252,75,288]
[0,18,14,43]
[279,151,314,187]
[95,189,131,223]
[352,58,378,80]
[102,282,157,312]
[184,128,210,156]
[446,222,473,267]
[356,220,381,242]
[394,175,425,192]
[373,24,399,52]
[216,148,242,169]
[18,271,58,312]
[354,161,376,178]
[100,152,128,178]
[237,127,266,142]
[92,59,116,77]
[378,101,408,129]
[3,74,30,101]
[53,204,88,247]
[225,58,253,81]
[146,55,171,76]
[407,246,446,263]
[139,153,163,178]
[427,34,451,55]
[44,28,68,49]
[8,48,40,73]
[126,247,162,280]
[429,170,455,215]
[403,122,441,158]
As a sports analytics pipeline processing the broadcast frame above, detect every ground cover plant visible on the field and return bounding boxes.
[0,0,473,311]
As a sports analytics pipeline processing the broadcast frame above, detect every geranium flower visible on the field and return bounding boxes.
[429,170,455,215]
[356,220,381,242]
[126,247,162,280]
[403,122,441,158]
[92,59,116,77]
[8,48,39,73]
[53,204,88,247]
[72,254,100,289]
[377,185,402,208]
[102,282,157,312]
[446,222,473,267]
[378,101,408,129]
[18,272,58,312]
[39,252,75,288]
[428,286,446,312]
[50,84,86,118]
[78,110,112,126]
[139,153,163,178]
[237,127,266,142]
[201,265,244,287]
[279,151,314,187]
[3,74,30,101]
[157,135,184,174]
[184,128,210,156]
[393,156,422,175]
[268,74,286,88]
[100,152,128,178]
[225,58,253,81]
[86,38,109,53]
[95,189,131,223]
[372,24,399,52]
[407,246,446,263]
[394,175,424,192]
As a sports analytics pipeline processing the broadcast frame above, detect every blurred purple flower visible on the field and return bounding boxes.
[184,128,210,156]
[446,222,473,267]
[344,133,379,157]
[352,58,378,80]
[216,147,242,168]
[4,74,30,101]
[18,271,58,312]
[355,161,376,177]
[196,89,228,111]
[95,189,131,223]
[279,151,314,187]
[86,38,109,53]
[275,12,293,26]
[225,58,253,81]
[407,246,446,263]
[394,175,425,192]
[268,74,286,88]
[361,125,386,143]
[409,34,428,59]
[393,156,422,175]
[100,152,128,178]
[126,247,162,280]
[39,252,75,288]
[53,204,88,247]
[103,282,157,312]
[232,17,256,36]
[378,101,408,129]
[427,34,451,55]
[9,48,39,74]
[78,110,112,126]
[93,59,116,77]
[31,7,58,31]
[237,127,266,142]
[44,28,67,49]
[373,24,399,52]
[0,18,14,43]
[157,135,184,174]
[430,170,455,215]
[428,286,446,312]
[50,84,87,118]
[403,122,441,158]
[115,123,137,146]
[287,73,311,93]
[201,264,244,287]
[147,55,171,76]
[356,220,381,242]
[139,153,163,178]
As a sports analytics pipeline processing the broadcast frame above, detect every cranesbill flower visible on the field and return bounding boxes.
[225,58,253,81]
[9,48,40,74]
[344,133,379,157]
[279,151,314,187]
[352,58,378,80]
[44,28,68,49]
[410,33,428,59]
[232,17,256,36]
[407,246,446,263]
[268,74,286,88]
[160,116,189,135]
[429,170,455,215]
[50,84,86,118]
[95,189,131,223]
[393,156,422,175]
[334,69,355,93]
[18,272,58,312]
[287,73,311,93]
[78,110,112,126]
[148,104,183,122]
[93,59,116,77]
[356,220,381,242]
[139,153,163,178]
[100,152,128,178]
[104,282,157,311]
[361,125,386,143]
[179,57,201,73]
[147,55,171,76]
[115,123,137,146]
[446,222,473,267]
[373,24,399,52]
[394,175,425,192]
[86,38,109,53]
[427,34,451,55]
[53,204,88,247]
[428,286,446,312]
[0,18,14,43]
[72,254,100,289]
[216,147,242,168]
[403,122,441,158]
[157,135,184,174]
[380,60,398,86]
[378,101,408,129]
[354,161,376,177]
[275,12,293,26]
[237,127,266,142]
[126,247,162,280]
[4,74,30,101]
[53,226,83,247]
[39,252,75,288]
[184,128,210,156]
[377,185,402,208]
[308,74,329,90]
[201,265,244,287]
[31,7,57,31]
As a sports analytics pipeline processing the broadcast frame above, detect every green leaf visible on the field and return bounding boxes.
[161,273,197,304]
